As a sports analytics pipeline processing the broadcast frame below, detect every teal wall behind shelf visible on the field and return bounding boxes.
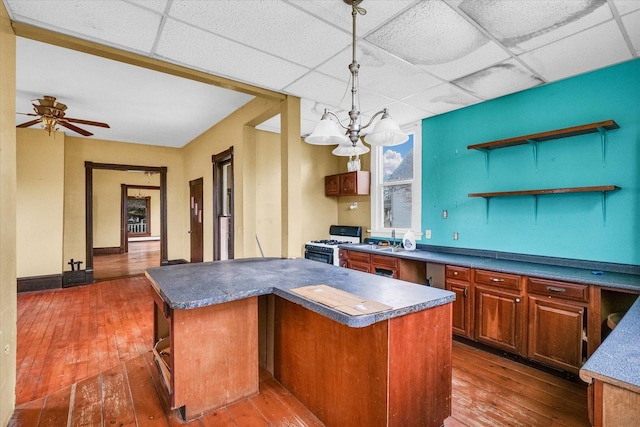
[421,58,640,265]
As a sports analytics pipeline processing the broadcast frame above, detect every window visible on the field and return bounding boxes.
[370,124,421,238]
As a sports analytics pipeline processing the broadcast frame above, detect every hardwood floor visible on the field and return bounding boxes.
[93,240,160,281]
[11,274,590,426]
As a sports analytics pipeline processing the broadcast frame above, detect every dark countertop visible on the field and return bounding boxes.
[339,243,640,292]
[145,257,455,328]
[580,297,640,393]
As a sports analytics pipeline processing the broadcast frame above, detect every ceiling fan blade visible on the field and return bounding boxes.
[58,120,93,136]
[17,118,42,128]
[18,112,39,117]
[63,117,110,128]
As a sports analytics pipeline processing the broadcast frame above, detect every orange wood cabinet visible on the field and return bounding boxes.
[325,171,370,196]
[445,265,474,339]
[474,269,527,356]
[527,277,589,374]
[152,288,259,420]
[274,296,452,427]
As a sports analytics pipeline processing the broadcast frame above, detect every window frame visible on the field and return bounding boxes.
[370,122,422,239]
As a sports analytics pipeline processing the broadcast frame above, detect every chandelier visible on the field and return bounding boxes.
[304,0,409,165]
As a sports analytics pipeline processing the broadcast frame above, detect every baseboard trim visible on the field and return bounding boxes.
[94,247,122,255]
[17,274,63,293]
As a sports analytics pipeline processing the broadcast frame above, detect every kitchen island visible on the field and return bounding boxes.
[145,257,455,425]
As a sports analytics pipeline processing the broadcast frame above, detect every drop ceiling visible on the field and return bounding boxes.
[4,0,639,148]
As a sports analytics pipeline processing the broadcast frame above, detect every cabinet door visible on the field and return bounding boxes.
[446,280,473,339]
[325,175,339,196]
[339,172,359,195]
[528,296,585,373]
[475,285,526,355]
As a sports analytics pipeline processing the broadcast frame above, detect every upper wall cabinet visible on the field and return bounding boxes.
[325,171,370,197]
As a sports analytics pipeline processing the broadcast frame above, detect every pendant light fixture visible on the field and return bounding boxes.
[305,0,408,149]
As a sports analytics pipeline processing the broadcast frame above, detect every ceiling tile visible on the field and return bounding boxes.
[167,0,350,68]
[519,20,633,81]
[621,10,640,54]
[6,0,162,53]
[362,101,433,128]
[457,0,612,54]
[296,0,418,35]
[156,19,309,91]
[613,0,640,15]
[402,83,483,115]
[452,59,544,99]
[365,1,510,81]
[317,41,443,101]
[127,0,169,14]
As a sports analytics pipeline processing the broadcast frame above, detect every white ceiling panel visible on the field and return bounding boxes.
[456,0,612,54]
[168,0,351,68]
[366,1,511,81]
[402,83,483,115]
[8,0,161,53]
[453,59,544,100]
[156,18,309,91]
[3,0,638,146]
[519,20,633,81]
[317,42,443,100]
[622,9,640,54]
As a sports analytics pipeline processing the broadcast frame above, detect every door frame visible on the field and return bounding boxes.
[189,177,204,263]
[85,162,168,283]
[120,184,160,253]
[212,148,234,261]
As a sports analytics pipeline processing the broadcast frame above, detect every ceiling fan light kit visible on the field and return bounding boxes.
[17,95,110,137]
[304,0,409,163]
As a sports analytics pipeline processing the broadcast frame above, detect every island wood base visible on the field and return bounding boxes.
[153,293,259,420]
[274,297,452,427]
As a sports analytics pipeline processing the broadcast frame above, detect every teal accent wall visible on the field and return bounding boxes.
[421,58,640,265]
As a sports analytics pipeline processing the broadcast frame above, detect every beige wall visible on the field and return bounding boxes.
[336,152,372,239]
[255,131,282,257]
[63,136,184,263]
[0,1,16,422]
[16,129,65,277]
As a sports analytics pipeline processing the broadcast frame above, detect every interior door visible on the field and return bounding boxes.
[213,148,234,261]
[189,178,204,263]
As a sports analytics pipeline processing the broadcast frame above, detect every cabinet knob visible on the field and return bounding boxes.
[453,271,458,276]
[463,287,468,298]
[490,278,504,282]
[515,298,521,303]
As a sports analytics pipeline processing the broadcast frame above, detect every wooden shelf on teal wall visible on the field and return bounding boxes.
[467,119,620,172]
[469,185,620,224]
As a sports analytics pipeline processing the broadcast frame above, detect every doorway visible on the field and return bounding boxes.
[85,162,168,284]
[189,178,204,263]
[213,148,234,261]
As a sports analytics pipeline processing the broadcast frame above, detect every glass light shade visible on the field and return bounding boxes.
[364,116,409,146]
[304,117,349,145]
[332,140,370,156]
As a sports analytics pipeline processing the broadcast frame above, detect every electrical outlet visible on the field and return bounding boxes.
[425,229,432,239]
[453,232,459,240]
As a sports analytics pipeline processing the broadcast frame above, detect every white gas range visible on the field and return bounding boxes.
[304,225,362,266]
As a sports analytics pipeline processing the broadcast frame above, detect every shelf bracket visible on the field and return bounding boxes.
[484,197,490,224]
[601,191,607,225]
[597,126,607,166]
[479,149,489,177]
[526,139,538,171]
[533,195,539,223]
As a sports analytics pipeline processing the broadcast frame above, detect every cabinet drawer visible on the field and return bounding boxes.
[371,254,398,269]
[475,269,522,291]
[348,251,370,264]
[528,277,589,303]
[446,265,471,282]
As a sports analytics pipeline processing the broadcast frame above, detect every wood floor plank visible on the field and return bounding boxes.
[198,408,237,427]
[7,397,44,427]
[71,374,104,427]
[124,355,170,427]
[225,399,270,427]
[101,363,136,426]
[38,384,72,427]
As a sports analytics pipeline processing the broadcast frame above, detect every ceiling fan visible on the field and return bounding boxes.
[17,95,110,137]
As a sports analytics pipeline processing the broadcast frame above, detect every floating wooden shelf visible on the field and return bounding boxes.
[468,185,620,199]
[468,120,620,172]
[467,120,620,151]
[469,186,620,224]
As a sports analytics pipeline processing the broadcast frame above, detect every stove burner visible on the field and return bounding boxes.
[310,239,350,245]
